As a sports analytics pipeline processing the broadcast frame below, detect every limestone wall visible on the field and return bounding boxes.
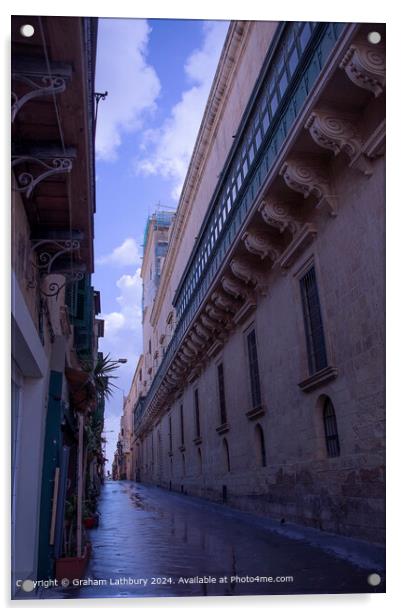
[138,154,385,543]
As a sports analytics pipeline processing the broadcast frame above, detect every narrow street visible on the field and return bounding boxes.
[42,481,385,599]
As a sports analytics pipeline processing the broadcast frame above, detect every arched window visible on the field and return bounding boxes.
[223,438,230,472]
[255,424,266,467]
[323,396,340,457]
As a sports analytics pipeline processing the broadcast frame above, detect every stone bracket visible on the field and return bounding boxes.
[258,198,302,236]
[280,158,338,217]
[305,108,373,176]
[241,229,280,262]
[339,40,385,98]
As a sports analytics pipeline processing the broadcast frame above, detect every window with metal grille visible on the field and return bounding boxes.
[323,397,340,457]
[180,404,184,446]
[247,329,262,407]
[300,266,328,374]
[217,363,227,424]
[194,388,201,437]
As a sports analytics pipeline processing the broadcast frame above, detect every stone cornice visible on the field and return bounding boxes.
[150,21,251,328]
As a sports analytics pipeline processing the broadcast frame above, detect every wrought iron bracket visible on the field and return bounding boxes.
[12,66,70,122]
[12,156,73,198]
[27,238,85,298]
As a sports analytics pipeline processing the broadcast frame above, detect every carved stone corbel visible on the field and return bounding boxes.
[258,199,302,235]
[339,40,385,98]
[230,257,268,296]
[229,257,262,286]
[200,313,219,332]
[221,275,249,299]
[181,345,196,360]
[305,108,372,176]
[171,363,183,376]
[280,159,338,217]
[185,338,199,355]
[194,322,210,340]
[241,229,280,262]
[174,354,187,370]
[205,303,227,322]
[211,290,238,313]
[165,374,178,386]
[189,329,205,349]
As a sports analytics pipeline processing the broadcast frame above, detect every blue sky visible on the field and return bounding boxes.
[92,18,229,468]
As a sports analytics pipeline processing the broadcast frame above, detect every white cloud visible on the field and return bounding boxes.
[96,238,142,267]
[100,269,143,372]
[103,311,125,334]
[95,19,161,161]
[99,269,143,461]
[134,20,229,200]
[115,271,143,331]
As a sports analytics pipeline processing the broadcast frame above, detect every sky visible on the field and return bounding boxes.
[92,18,229,470]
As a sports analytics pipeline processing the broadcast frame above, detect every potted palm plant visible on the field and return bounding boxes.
[57,353,121,579]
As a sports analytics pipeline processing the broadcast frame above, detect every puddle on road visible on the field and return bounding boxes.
[42,482,384,599]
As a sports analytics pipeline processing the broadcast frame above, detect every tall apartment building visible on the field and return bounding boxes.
[125,20,385,544]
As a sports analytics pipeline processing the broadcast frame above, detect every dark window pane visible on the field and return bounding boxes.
[300,266,328,374]
[270,93,278,116]
[247,329,262,408]
[289,46,299,75]
[194,389,200,437]
[279,71,288,97]
[180,404,184,445]
[299,23,311,51]
[323,397,340,457]
[217,363,227,424]
[257,425,266,467]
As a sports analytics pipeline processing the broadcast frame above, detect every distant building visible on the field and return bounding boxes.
[117,210,176,481]
[125,21,385,543]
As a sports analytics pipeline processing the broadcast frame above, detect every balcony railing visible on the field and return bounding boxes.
[134,21,345,432]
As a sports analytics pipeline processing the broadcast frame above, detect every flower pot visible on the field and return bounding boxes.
[83,516,96,529]
[55,542,91,581]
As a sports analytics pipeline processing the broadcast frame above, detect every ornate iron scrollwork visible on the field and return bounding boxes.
[12,156,73,198]
[11,73,67,122]
[27,238,84,298]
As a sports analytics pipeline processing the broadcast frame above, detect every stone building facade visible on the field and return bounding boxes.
[125,20,385,544]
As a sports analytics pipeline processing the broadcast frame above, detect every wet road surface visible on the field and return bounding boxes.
[43,481,385,599]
